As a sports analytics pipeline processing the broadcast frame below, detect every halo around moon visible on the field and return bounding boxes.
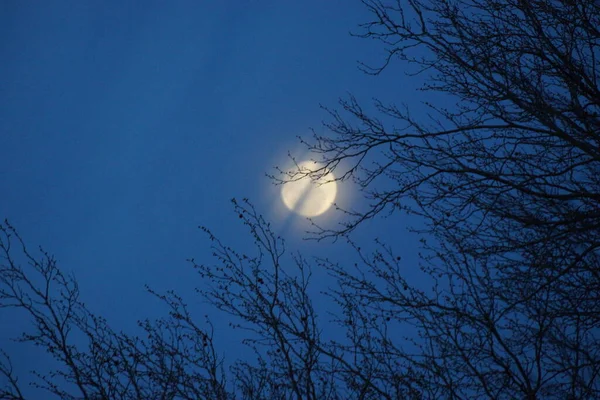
[281,161,337,217]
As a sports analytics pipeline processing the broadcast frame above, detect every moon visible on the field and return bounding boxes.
[281,161,337,217]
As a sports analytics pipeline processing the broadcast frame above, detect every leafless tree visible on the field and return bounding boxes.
[4,189,599,398]
[0,221,229,400]
[1,201,405,400]
[273,0,600,398]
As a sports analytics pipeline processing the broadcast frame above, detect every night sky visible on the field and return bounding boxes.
[1,1,428,394]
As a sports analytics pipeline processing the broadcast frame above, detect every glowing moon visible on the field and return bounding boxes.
[281,161,337,217]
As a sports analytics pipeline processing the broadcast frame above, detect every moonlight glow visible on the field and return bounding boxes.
[281,161,337,217]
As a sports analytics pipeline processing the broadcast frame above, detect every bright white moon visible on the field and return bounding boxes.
[281,161,337,217]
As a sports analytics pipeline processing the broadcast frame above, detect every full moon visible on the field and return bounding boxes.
[281,161,337,217]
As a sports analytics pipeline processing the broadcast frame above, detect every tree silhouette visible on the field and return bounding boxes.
[0,221,229,400]
[2,0,600,399]
[277,0,600,398]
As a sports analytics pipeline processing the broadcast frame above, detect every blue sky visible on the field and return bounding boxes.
[0,0,427,393]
